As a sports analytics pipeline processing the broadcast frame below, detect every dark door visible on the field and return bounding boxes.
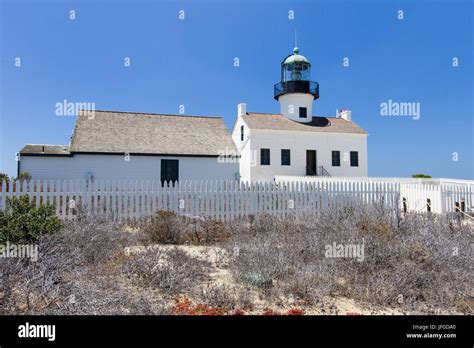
[161,159,179,185]
[306,150,317,175]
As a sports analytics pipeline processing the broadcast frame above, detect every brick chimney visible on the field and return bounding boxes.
[237,103,247,117]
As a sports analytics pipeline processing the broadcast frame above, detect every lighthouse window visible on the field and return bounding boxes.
[350,151,359,167]
[240,125,244,141]
[332,151,341,167]
[260,149,270,165]
[299,107,307,118]
[281,149,291,166]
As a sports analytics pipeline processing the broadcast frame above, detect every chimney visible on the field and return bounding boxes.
[237,103,247,117]
[337,108,352,122]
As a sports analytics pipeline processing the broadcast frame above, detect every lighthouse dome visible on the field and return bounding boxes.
[283,47,311,65]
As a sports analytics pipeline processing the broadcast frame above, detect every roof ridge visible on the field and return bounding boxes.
[247,112,344,119]
[246,111,283,115]
[24,144,69,147]
[79,109,222,119]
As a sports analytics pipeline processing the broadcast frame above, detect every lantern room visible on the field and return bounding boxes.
[274,47,319,100]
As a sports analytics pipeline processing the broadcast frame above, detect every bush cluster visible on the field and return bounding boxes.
[122,247,211,296]
[0,196,62,244]
[225,206,473,313]
[142,210,229,245]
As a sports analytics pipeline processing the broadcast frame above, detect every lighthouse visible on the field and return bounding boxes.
[274,47,319,123]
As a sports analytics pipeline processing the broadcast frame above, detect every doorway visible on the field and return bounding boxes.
[306,150,317,175]
[161,159,179,185]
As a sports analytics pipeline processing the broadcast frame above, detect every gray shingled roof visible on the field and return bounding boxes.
[69,110,237,156]
[242,112,368,134]
[20,144,70,155]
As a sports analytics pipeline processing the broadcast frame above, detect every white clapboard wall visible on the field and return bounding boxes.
[0,178,472,220]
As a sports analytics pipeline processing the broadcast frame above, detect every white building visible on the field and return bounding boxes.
[18,47,368,183]
[19,111,239,182]
[231,47,368,182]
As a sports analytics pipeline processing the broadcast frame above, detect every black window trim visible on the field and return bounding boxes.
[281,149,291,166]
[350,151,359,167]
[332,150,341,167]
[260,148,270,166]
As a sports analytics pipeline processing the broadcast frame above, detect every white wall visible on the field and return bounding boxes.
[247,129,368,182]
[19,154,239,181]
[238,139,254,182]
[231,116,249,152]
[278,93,314,123]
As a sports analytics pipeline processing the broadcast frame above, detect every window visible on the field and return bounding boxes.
[281,149,291,166]
[240,125,244,142]
[260,148,270,165]
[332,151,341,167]
[299,107,307,118]
[161,159,179,185]
[350,151,359,167]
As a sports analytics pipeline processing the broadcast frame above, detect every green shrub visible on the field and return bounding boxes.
[16,172,32,182]
[412,174,432,178]
[0,173,9,185]
[0,195,62,244]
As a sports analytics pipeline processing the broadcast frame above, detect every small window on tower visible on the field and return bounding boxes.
[299,107,307,118]
[240,125,244,142]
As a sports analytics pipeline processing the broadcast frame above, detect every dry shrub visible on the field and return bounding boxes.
[195,284,253,311]
[186,219,230,245]
[143,211,184,244]
[225,205,473,313]
[0,210,165,315]
[62,211,130,267]
[122,247,211,296]
[0,234,73,314]
[142,210,229,246]
[356,217,394,240]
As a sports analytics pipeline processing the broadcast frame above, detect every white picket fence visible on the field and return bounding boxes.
[0,178,472,220]
[275,176,473,215]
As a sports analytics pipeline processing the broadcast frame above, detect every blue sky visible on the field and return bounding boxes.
[1,0,472,178]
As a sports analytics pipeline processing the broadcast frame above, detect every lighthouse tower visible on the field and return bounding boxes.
[274,47,319,123]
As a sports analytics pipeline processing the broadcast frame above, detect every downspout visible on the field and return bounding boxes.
[17,153,21,178]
